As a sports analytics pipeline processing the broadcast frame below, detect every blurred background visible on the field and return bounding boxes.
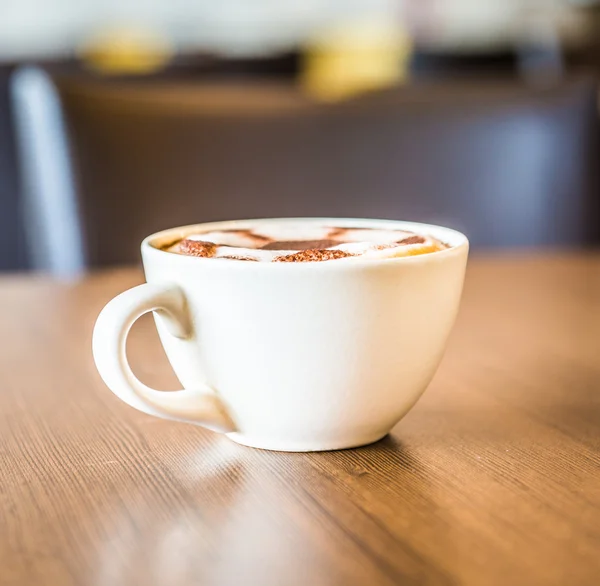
[1,0,599,276]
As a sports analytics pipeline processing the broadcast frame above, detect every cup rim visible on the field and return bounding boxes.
[142,217,469,269]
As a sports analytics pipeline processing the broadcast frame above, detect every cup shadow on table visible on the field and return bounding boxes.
[303,433,429,496]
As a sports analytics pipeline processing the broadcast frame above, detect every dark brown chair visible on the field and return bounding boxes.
[16,72,600,272]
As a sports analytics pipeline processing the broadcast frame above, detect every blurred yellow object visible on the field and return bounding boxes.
[302,21,412,102]
[79,27,173,75]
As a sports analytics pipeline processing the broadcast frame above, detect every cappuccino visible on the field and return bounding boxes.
[163,222,448,262]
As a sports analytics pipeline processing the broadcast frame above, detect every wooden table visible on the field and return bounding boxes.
[1,255,599,586]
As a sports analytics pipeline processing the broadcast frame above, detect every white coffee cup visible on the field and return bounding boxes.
[93,218,468,451]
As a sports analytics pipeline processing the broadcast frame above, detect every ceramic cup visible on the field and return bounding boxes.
[93,218,468,451]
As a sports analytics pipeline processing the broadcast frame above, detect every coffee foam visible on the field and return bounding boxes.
[163,223,448,262]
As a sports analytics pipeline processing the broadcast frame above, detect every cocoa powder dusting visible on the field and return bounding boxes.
[274,249,353,262]
[261,239,341,251]
[179,239,217,258]
[220,255,258,261]
[398,235,426,245]
[221,229,270,244]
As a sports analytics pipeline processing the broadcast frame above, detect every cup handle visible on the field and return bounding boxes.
[92,283,235,433]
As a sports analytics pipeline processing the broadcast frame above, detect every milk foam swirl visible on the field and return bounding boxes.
[163,224,448,262]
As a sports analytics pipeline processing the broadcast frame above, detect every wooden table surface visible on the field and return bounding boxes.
[1,255,599,586]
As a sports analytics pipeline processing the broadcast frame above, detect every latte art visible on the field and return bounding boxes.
[163,224,448,262]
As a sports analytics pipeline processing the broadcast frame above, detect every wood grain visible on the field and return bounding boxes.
[1,254,599,586]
